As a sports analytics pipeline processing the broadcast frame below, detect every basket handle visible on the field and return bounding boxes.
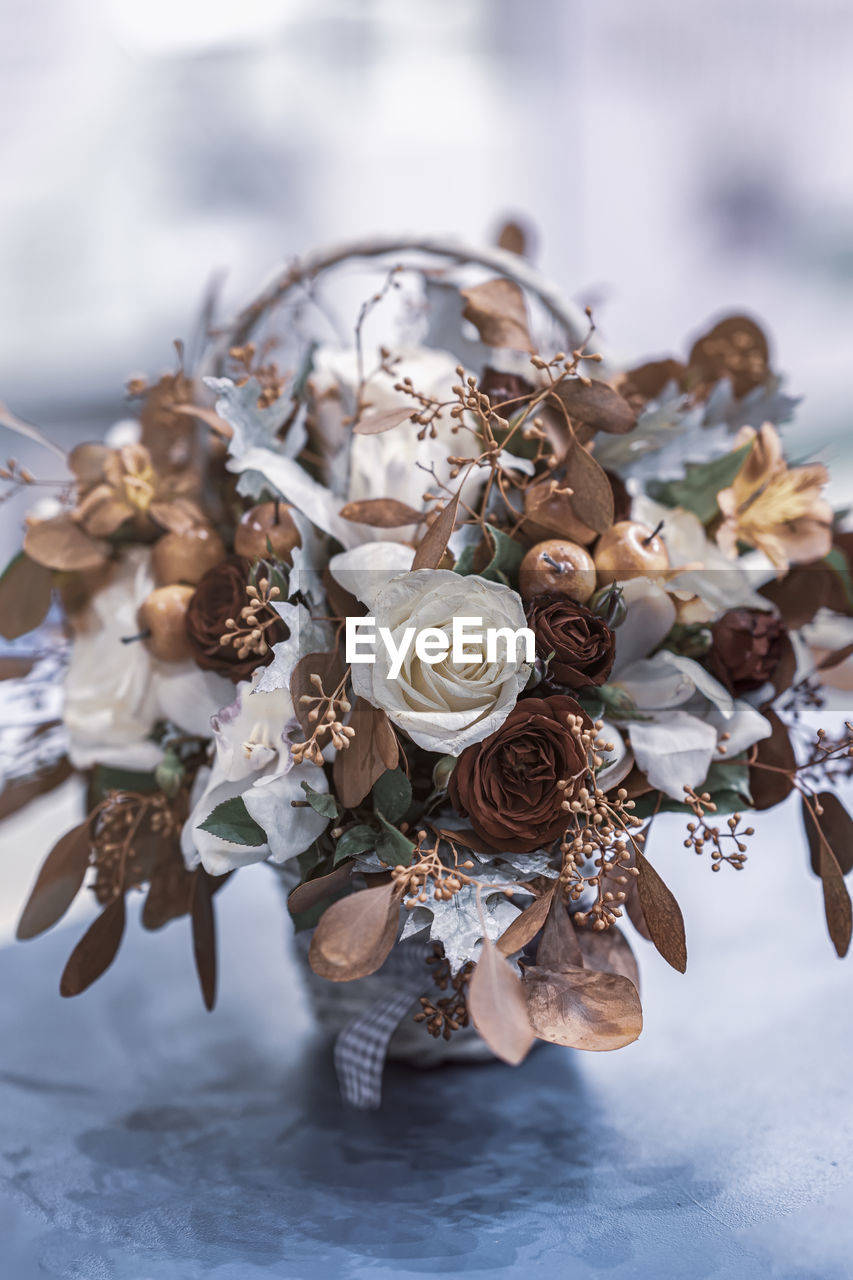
[208,234,594,371]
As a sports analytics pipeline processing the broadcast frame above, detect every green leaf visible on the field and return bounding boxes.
[703,759,752,808]
[454,523,525,586]
[371,768,413,823]
[297,838,329,883]
[300,780,340,819]
[375,812,416,867]
[199,796,267,846]
[334,824,376,865]
[648,441,753,525]
[88,764,158,807]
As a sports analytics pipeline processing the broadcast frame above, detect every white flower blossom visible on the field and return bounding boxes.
[330,549,531,755]
[63,548,232,770]
[180,677,329,876]
[610,578,771,799]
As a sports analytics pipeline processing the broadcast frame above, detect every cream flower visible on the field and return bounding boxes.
[63,548,232,770]
[331,548,531,755]
[610,578,771,799]
[180,677,330,875]
[716,424,833,570]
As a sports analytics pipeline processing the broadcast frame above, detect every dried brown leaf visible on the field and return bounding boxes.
[523,964,643,1050]
[288,862,354,915]
[562,441,614,534]
[23,514,107,572]
[802,796,853,957]
[17,820,91,940]
[352,406,415,436]
[802,793,853,878]
[576,922,640,990]
[536,892,583,970]
[322,566,363,622]
[624,875,653,941]
[142,849,194,930]
[411,486,462,571]
[0,755,71,823]
[460,278,534,353]
[68,443,111,483]
[0,553,53,640]
[191,867,218,1010]
[635,851,687,973]
[553,379,637,436]
[333,698,399,809]
[468,934,536,1065]
[816,641,853,673]
[339,498,424,528]
[59,895,126,997]
[497,887,555,956]
[749,708,796,809]
[290,650,345,738]
[149,497,208,536]
[308,881,400,981]
[496,220,528,257]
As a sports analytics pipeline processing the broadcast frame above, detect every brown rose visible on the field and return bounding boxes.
[709,608,786,695]
[185,556,286,682]
[525,595,615,690]
[448,694,592,854]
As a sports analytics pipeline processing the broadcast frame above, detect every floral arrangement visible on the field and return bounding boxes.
[3,235,852,1107]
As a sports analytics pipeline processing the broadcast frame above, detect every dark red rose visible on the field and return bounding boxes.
[185,556,287,682]
[709,608,786,695]
[448,695,592,854]
[525,595,615,690]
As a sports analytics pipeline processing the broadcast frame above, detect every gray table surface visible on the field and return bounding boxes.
[1,769,852,1279]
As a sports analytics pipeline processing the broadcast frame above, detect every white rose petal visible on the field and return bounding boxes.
[347,568,531,755]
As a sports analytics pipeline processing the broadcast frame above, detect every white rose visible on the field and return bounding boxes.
[332,551,531,755]
[180,677,329,875]
[63,547,233,770]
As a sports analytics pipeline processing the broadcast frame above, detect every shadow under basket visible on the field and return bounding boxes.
[276,866,494,1108]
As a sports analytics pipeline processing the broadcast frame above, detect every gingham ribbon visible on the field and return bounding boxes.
[333,943,432,1110]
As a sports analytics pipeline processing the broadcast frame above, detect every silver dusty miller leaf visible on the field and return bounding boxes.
[399,883,520,972]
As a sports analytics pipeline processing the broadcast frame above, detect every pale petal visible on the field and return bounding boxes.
[705,700,772,757]
[611,579,677,675]
[658,651,735,718]
[243,764,331,864]
[329,542,415,609]
[628,711,717,800]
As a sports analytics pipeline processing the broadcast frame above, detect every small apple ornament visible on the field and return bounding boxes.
[152,525,226,586]
[518,539,597,604]
[594,520,670,585]
[135,585,195,662]
[234,501,301,563]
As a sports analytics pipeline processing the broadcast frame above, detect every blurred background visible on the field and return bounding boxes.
[3,0,852,443]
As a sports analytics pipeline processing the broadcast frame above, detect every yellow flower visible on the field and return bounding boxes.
[716,424,832,570]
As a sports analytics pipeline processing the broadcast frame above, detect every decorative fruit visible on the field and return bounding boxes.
[523,480,597,546]
[136,585,195,662]
[518,539,597,604]
[234,502,301,563]
[594,520,670,585]
[152,525,226,586]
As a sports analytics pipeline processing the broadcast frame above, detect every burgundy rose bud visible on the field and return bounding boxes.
[525,594,615,690]
[448,694,593,854]
[709,608,786,695]
[185,555,287,682]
